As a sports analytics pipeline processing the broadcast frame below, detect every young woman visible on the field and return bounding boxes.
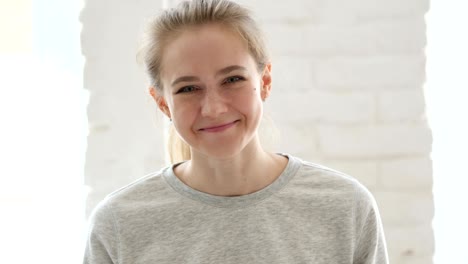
[84,0,389,263]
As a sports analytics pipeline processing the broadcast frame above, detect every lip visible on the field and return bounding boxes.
[199,120,239,133]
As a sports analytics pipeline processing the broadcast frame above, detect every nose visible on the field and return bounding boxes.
[201,88,228,118]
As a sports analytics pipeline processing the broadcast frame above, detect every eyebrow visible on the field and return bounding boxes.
[170,65,247,87]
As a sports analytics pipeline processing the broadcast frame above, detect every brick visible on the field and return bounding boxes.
[385,225,434,262]
[271,56,317,92]
[266,91,318,123]
[312,91,375,124]
[316,55,426,88]
[85,155,136,186]
[314,0,429,24]
[391,256,433,264]
[323,84,425,92]
[81,1,159,55]
[86,120,165,167]
[238,0,427,26]
[317,124,432,158]
[320,160,378,188]
[263,24,309,56]
[87,87,160,126]
[378,90,427,122]
[273,122,320,159]
[305,18,426,56]
[267,90,374,124]
[374,191,434,226]
[236,0,319,23]
[379,157,433,189]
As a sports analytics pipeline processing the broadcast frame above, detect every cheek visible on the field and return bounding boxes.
[169,99,196,125]
[235,86,263,114]
[235,79,262,99]
[175,107,194,121]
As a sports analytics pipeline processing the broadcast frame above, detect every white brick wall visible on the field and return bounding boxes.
[379,157,433,189]
[81,0,166,216]
[316,56,426,88]
[317,124,432,157]
[385,224,435,262]
[82,0,433,263]
[378,90,427,122]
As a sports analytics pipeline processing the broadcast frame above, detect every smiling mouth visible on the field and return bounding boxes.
[199,120,240,133]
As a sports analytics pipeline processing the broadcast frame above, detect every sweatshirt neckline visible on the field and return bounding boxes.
[162,154,301,208]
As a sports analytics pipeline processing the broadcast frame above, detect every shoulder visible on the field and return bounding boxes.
[286,156,388,262]
[106,167,168,200]
[287,155,377,208]
[91,165,178,215]
[292,156,368,191]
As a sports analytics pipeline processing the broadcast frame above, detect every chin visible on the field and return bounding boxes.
[198,145,244,160]
[189,136,246,159]
[184,125,259,159]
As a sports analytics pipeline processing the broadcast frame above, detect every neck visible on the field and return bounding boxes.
[175,139,287,196]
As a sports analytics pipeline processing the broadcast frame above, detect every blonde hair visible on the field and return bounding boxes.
[139,0,270,163]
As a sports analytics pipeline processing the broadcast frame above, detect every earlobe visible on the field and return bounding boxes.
[260,63,272,101]
[149,86,172,118]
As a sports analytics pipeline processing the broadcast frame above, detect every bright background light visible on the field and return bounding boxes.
[425,1,468,264]
[0,0,87,263]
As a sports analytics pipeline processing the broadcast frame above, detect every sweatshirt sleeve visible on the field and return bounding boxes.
[353,183,389,264]
[83,200,119,264]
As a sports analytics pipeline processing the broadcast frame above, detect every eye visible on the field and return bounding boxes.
[176,85,198,94]
[224,76,245,84]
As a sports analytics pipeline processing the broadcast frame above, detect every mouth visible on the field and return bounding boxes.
[199,120,240,133]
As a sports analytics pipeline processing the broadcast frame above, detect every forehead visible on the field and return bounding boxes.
[160,24,255,82]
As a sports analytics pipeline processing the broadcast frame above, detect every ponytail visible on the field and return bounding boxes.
[167,123,191,164]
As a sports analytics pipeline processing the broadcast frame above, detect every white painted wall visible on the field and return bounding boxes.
[82,0,433,263]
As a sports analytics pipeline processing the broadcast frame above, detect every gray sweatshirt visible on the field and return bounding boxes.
[84,154,389,264]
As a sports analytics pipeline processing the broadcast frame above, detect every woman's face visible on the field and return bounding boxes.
[155,23,271,159]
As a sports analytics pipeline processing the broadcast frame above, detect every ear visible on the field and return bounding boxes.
[149,86,171,119]
[260,63,272,101]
